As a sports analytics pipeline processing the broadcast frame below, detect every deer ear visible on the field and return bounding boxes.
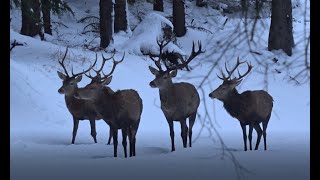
[102,76,113,86]
[149,66,159,75]
[75,75,82,82]
[236,79,242,86]
[57,71,66,80]
[230,78,242,88]
[169,70,177,77]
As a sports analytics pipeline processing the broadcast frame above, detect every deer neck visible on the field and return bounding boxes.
[223,89,243,118]
[64,86,79,100]
[223,88,240,104]
[94,90,116,120]
[159,83,176,110]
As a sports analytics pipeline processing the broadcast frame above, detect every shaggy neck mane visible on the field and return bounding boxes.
[159,83,176,106]
[65,85,82,104]
[65,85,79,98]
[222,88,246,118]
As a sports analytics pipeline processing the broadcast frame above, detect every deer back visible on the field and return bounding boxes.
[247,90,273,119]
[93,89,142,125]
[112,89,143,122]
[223,90,273,124]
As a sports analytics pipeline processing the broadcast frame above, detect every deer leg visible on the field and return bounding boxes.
[240,123,247,151]
[121,128,128,158]
[107,126,113,145]
[129,126,137,156]
[71,117,79,144]
[253,123,263,150]
[248,123,253,150]
[89,120,97,143]
[128,127,133,157]
[133,119,141,156]
[167,120,175,152]
[262,120,269,151]
[132,135,136,156]
[188,112,196,147]
[180,119,188,148]
[112,128,118,157]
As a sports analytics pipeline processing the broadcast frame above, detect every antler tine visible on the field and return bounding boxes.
[237,61,253,79]
[216,68,228,81]
[157,37,171,71]
[149,54,163,71]
[85,71,95,79]
[216,73,225,80]
[101,52,125,79]
[94,52,115,74]
[58,47,70,77]
[167,40,205,71]
[224,62,230,74]
[224,56,245,79]
[187,41,205,63]
[156,37,171,51]
[72,53,98,77]
[147,37,169,72]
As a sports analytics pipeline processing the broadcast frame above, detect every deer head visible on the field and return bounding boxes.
[209,57,253,101]
[74,52,125,101]
[148,38,204,89]
[57,48,97,96]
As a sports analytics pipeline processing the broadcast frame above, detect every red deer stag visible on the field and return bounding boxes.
[148,38,204,151]
[209,58,273,151]
[57,48,113,144]
[74,52,143,158]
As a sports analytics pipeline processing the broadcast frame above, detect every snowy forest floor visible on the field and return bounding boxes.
[10,0,310,180]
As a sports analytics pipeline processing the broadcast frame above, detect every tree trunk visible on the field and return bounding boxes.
[173,0,186,37]
[127,0,135,4]
[100,0,113,48]
[114,0,127,33]
[153,0,163,12]
[268,0,294,56]
[41,0,52,35]
[20,0,42,37]
[241,0,248,12]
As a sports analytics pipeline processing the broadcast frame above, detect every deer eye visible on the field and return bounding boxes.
[70,82,74,85]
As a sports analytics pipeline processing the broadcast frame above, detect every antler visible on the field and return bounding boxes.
[166,41,205,71]
[237,61,253,79]
[95,52,115,74]
[149,37,171,71]
[217,57,253,81]
[71,53,98,77]
[85,52,116,79]
[100,52,125,80]
[58,47,70,77]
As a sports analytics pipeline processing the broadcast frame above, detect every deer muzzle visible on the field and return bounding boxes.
[149,81,157,88]
[58,88,64,94]
[209,92,215,99]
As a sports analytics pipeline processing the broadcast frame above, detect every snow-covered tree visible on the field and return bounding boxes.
[114,0,128,33]
[100,0,113,48]
[268,0,294,56]
[20,0,42,38]
[173,0,186,37]
[41,0,74,35]
[153,0,164,12]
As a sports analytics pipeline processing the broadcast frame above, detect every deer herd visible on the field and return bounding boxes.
[57,39,273,158]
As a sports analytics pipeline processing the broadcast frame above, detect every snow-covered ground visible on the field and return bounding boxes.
[10,0,309,180]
